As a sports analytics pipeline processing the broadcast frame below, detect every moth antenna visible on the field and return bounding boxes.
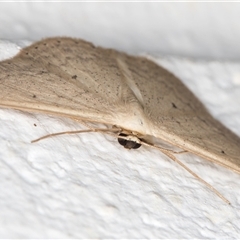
[31,127,121,143]
[141,141,231,204]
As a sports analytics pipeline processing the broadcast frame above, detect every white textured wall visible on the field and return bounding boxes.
[0,2,240,238]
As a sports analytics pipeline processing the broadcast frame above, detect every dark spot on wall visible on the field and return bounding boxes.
[221,150,225,154]
[33,94,36,98]
[72,75,77,79]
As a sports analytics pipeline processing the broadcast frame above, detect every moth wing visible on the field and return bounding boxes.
[120,54,240,172]
[0,38,139,126]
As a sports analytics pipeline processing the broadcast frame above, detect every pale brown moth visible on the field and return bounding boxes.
[0,37,239,203]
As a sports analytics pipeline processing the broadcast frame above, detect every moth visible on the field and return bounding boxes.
[0,37,239,203]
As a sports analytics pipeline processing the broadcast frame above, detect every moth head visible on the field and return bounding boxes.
[117,133,142,149]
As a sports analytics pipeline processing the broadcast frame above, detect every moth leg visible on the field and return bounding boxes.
[140,141,230,204]
[174,150,188,154]
[139,138,188,154]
